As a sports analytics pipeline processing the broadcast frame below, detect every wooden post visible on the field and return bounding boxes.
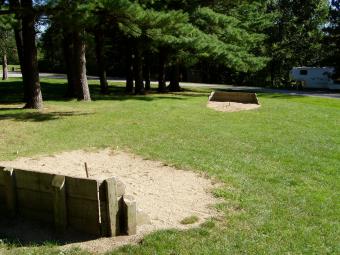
[84,162,89,178]
[52,175,67,234]
[123,195,137,235]
[105,177,118,237]
[3,167,17,217]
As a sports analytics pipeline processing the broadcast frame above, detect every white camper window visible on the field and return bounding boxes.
[300,70,308,75]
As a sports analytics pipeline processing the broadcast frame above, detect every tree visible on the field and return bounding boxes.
[138,0,271,91]
[0,16,16,80]
[94,0,147,94]
[1,0,44,108]
[324,0,340,80]
[21,0,43,108]
[50,0,92,101]
[265,0,329,86]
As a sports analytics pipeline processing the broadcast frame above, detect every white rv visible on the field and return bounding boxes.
[290,67,340,90]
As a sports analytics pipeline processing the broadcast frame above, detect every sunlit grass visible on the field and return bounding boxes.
[0,78,339,254]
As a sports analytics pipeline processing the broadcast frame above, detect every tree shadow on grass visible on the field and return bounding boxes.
[254,93,306,100]
[0,80,187,104]
[0,216,97,247]
[0,111,93,122]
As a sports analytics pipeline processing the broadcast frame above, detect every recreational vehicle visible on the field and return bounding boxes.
[290,67,340,90]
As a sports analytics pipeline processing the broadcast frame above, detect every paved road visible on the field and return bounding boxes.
[8,72,340,99]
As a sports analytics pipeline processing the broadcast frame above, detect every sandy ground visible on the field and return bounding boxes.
[0,149,220,253]
[207,101,261,112]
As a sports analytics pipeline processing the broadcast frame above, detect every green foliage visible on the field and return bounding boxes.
[264,0,329,86]
[323,0,340,77]
[192,7,270,72]
[0,14,17,63]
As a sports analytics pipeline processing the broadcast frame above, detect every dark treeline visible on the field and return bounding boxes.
[0,0,339,109]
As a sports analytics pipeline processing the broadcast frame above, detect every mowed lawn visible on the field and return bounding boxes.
[0,78,339,254]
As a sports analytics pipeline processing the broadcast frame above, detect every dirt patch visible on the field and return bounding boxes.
[207,101,261,112]
[0,149,220,253]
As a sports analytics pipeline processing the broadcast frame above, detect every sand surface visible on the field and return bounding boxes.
[207,101,260,112]
[0,149,220,253]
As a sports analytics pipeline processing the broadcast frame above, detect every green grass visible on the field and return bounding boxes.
[0,64,20,72]
[0,78,339,254]
[180,216,200,225]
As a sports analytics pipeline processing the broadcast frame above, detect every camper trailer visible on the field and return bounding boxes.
[290,67,340,90]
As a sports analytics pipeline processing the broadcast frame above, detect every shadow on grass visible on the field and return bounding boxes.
[0,80,188,104]
[0,216,98,247]
[0,111,93,122]
[256,93,306,100]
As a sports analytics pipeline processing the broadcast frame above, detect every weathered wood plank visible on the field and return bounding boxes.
[0,185,5,202]
[99,180,107,201]
[209,91,259,104]
[67,197,100,219]
[66,177,99,200]
[3,167,17,216]
[98,179,124,201]
[123,195,137,235]
[15,170,54,193]
[17,189,53,212]
[104,178,118,237]
[19,207,54,223]
[68,216,101,236]
[0,185,5,213]
[0,166,5,185]
[52,175,67,234]
[0,204,5,213]
[100,201,108,235]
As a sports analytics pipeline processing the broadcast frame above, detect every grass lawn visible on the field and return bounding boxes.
[0,78,339,254]
[0,65,21,72]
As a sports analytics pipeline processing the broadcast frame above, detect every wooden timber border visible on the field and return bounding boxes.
[0,166,136,237]
[208,91,259,104]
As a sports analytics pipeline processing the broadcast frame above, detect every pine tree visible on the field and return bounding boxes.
[50,0,92,101]
[21,0,43,109]
[324,0,340,80]
[0,16,16,80]
[265,0,329,86]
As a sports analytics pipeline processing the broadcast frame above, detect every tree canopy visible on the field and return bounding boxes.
[0,0,337,107]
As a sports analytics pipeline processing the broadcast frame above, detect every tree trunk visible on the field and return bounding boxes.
[62,30,76,97]
[125,43,134,93]
[158,49,167,92]
[143,52,151,91]
[2,54,8,80]
[21,0,43,109]
[94,30,109,94]
[168,64,181,92]
[73,29,91,101]
[9,0,29,100]
[133,45,145,95]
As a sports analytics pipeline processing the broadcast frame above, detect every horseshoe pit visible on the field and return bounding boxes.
[207,91,261,112]
[0,149,219,253]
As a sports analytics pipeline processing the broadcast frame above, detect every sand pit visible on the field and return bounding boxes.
[207,91,260,112]
[0,149,220,253]
[207,101,261,112]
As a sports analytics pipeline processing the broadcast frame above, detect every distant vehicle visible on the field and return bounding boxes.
[290,67,340,90]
